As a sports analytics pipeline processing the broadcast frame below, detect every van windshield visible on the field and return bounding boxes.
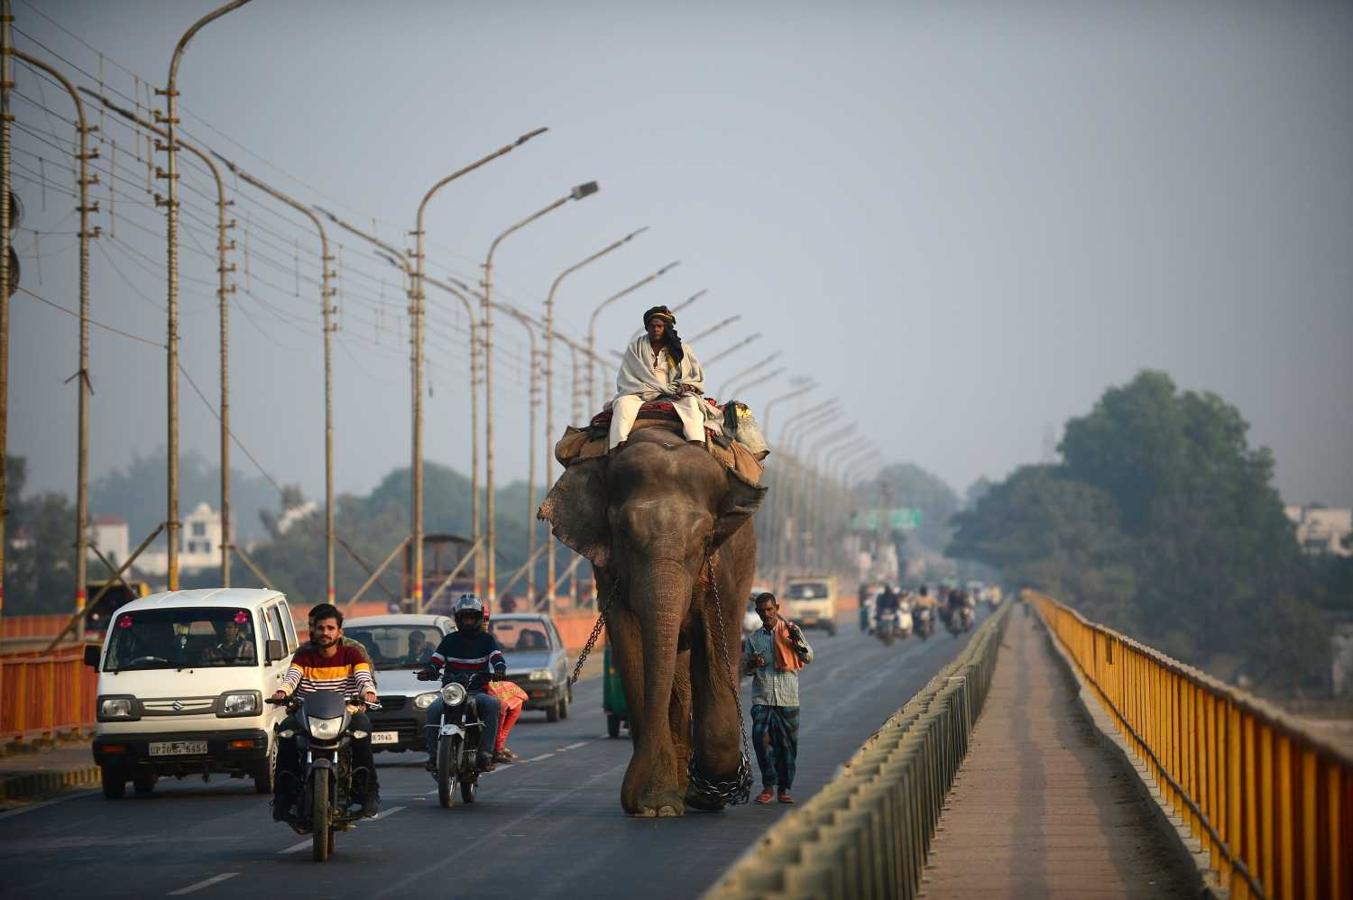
[345,625,445,670]
[786,583,830,601]
[104,608,258,671]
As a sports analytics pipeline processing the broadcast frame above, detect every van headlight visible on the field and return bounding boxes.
[307,716,344,741]
[98,696,138,720]
[413,692,437,710]
[219,691,260,717]
[440,683,467,706]
[529,669,553,682]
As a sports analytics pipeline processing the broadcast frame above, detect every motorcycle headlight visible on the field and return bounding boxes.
[529,668,553,682]
[414,692,438,710]
[307,715,344,741]
[98,696,137,720]
[440,683,467,706]
[219,691,260,717]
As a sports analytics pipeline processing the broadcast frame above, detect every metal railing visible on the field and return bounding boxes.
[1,646,97,742]
[706,602,1011,899]
[1031,591,1353,900]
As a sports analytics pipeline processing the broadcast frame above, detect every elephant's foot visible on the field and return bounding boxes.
[684,784,727,812]
[630,789,685,818]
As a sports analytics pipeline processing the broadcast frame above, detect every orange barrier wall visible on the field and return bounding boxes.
[1,646,97,742]
[553,611,605,653]
[1,615,71,639]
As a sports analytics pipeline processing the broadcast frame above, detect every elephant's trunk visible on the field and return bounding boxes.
[623,556,696,814]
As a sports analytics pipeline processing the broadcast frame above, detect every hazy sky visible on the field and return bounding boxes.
[8,0,1352,513]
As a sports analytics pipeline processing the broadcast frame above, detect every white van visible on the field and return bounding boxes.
[84,588,300,799]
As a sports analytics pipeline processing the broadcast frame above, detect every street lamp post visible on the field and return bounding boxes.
[761,382,818,436]
[161,0,252,590]
[492,302,542,606]
[542,227,646,607]
[410,127,548,610]
[215,154,337,601]
[15,53,96,610]
[703,332,763,368]
[690,314,741,343]
[719,351,783,398]
[481,181,600,601]
[585,261,681,411]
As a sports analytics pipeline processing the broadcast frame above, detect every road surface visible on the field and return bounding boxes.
[4,612,987,899]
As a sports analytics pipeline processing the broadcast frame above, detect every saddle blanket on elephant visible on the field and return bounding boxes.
[554,399,765,488]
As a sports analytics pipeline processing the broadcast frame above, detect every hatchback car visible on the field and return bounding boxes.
[490,613,572,722]
[344,614,453,753]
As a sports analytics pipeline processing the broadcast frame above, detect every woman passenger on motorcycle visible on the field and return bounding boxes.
[418,594,506,772]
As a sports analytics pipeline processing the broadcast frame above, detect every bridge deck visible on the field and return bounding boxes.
[920,609,1197,899]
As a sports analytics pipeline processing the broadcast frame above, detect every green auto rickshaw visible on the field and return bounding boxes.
[603,643,629,739]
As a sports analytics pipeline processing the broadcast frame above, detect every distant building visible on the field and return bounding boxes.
[137,502,228,575]
[88,514,129,565]
[1285,505,1352,558]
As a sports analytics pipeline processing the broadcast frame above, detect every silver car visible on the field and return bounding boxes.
[489,613,572,722]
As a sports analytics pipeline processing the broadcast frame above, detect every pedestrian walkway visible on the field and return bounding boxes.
[0,742,97,804]
[920,610,1197,899]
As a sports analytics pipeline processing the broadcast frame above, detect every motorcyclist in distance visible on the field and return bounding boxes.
[417,594,506,773]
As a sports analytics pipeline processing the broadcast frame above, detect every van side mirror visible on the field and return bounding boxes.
[84,645,101,668]
[265,639,286,663]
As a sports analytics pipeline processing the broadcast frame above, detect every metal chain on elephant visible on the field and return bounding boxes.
[568,578,620,687]
[686,556,753,807]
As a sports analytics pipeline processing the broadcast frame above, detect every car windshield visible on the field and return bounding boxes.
[104,608,258,671]
[786,582,829,600]
[345,624,444,670]
[490,619,552,653]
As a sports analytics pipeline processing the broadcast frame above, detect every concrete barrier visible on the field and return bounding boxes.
[705,602,1011,899]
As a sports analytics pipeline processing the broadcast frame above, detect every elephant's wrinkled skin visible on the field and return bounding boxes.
[539,428,764,816]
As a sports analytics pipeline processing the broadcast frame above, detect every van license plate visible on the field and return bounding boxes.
[371,731,399,745]
[149,740,207,756]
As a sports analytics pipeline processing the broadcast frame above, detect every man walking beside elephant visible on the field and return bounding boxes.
[742,592,813,804]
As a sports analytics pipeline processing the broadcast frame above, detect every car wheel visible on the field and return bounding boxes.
[546,699,560,723]
[254,739,276,794]
[558,692,569,720]
[100,766,126,800]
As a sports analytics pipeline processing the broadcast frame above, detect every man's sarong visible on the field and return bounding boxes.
[751,703,800,790]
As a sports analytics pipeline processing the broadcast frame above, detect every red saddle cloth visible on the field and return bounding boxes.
[588,397,720,429]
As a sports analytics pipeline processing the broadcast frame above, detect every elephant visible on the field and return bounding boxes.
[539,427,765,816]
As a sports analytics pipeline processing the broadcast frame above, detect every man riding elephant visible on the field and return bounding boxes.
[609,305,707,450]
[540,426,764,816]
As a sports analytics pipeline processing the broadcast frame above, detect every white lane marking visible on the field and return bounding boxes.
[167,872,238,895]
[280,839,309,855]
[0,788,97,820]
[559,741,588,751]
[367,805,406,822]
[527,753,555,762]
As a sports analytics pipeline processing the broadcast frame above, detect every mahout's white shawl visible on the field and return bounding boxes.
[613,334,704,402]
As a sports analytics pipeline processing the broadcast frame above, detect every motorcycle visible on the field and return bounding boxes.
[269,692,380,862]
[946,605,975,637]
[875,608,900,646]
[421,670,488,808]
[913,606,934,640]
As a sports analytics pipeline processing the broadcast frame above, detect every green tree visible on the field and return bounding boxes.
[4,455,77,614]
[872,462,960,551]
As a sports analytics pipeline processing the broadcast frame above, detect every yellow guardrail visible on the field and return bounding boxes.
[1031,591,1353,900]
[706,602,1011,899]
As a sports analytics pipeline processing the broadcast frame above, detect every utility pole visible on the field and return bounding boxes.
[412,129,548,610]
[481,181,598,601]
[542,227,646,608]
[214,155,336,601]
[90,90,235,584]
[14,53,97,609]
[1,0,13,651]
[161,0,252,591]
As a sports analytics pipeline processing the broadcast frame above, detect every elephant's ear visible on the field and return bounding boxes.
[538,458,611,568]
[710,470,767,549]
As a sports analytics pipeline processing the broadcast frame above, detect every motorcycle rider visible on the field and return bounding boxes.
[418,594,506,773]
[270,603,380,821]
[874,584,901,634]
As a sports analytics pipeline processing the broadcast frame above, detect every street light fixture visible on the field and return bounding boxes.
[482,181,600,600]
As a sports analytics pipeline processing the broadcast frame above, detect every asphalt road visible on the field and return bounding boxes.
[4,611,987,900]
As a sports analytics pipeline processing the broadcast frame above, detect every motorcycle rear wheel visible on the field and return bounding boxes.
[437,737,457,808]
[312,768,331,862]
